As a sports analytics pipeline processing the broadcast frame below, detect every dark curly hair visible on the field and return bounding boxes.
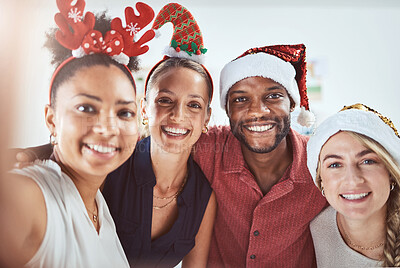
[45,11,139,107]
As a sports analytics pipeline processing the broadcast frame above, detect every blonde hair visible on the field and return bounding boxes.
[315,131,400,266]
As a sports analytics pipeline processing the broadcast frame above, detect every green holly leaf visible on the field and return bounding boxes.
[191,42,198,53]
[186,51,193,56]
[180,44,189,51]
[200,48,208,54]
[171,40,178,49]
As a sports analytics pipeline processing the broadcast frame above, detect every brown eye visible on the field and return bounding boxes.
[118,110,136,119]
[233,97,247,103]
[188,102,201,109]
[157,97,173,105]
[77,104,96,113]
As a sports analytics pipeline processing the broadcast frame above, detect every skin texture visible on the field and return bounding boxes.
[319,131,390,260]
[0,64,138,266]
[141,66,216,267]
[226,76,295,194]
[227,77,292,154]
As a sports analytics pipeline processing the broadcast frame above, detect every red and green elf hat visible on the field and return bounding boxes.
[152,3,207,64]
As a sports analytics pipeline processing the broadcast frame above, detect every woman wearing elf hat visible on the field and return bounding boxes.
[0,0,156,267]
[10,3,216,267]
[307,103,400,267]
[101,3,217,267]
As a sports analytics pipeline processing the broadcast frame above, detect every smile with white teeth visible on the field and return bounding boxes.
[340,192,370,200]
[162,126,189,136]
[86,144,117,154]
[245,124,273,132]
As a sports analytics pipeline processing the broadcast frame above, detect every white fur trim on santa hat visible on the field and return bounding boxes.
[307,109,400,185]
[219,53,300,109]
[163,46,205,64]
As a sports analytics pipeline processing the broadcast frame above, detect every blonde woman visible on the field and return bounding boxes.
[307,103,400,267]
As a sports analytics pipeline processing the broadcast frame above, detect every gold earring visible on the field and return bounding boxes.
[50,133,58,145]
[142,118,149,126]
[391,182,396,191]
[202,126,208,134]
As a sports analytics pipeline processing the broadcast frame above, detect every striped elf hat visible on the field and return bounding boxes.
[152,3,207,63]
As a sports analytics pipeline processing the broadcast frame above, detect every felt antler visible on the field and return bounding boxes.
[55,0,95,50]
[111,2,155,56]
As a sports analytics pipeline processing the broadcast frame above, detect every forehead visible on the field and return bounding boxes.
[150,67,209,97]
[228,76,287,95]
[321,132,367,155]
[58,65,136,100]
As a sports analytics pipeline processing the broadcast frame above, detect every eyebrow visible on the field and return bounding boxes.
[116,100,136,106]
[73,93,135,105]
[73,93,102,102]
[322,154,343,162]
[356,149,374,158]
[158,89,206,102]
[322,149,375,162]
[188,94,206,103]
[229,85,286,95]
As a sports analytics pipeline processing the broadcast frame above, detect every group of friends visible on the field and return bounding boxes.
[0,0,399,267]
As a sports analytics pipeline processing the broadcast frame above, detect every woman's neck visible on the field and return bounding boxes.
[150,139,191,192]
[337,209,386,260]
[52,149,103,209]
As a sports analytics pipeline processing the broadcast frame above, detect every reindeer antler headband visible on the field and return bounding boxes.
[49,0,155,103]
[54,0,155,64]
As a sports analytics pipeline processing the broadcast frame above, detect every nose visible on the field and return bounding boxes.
[92,113,120,136]
[247,99,269,118]
[344,164,365,185]
[170,102,186,122]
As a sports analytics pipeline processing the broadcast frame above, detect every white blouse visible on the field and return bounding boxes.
[12,160,129,268]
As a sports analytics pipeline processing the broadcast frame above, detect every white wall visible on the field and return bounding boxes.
[8,0,400,147]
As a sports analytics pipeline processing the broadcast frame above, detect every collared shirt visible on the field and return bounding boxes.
[194,126,327,267]
[102,137,212,267]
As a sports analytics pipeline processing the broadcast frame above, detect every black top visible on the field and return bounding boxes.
[103,137,212,267]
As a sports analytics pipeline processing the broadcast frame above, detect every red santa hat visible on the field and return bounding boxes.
[151,3,207,64]
[220,44,314,127]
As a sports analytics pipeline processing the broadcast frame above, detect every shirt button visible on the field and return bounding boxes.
[253,230,260,236]
[250,254,256,259]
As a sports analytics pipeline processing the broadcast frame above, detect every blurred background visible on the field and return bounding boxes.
[3,0,400,148]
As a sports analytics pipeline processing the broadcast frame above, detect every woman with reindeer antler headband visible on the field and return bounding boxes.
[0,0,155,267]
[10,2,217,267]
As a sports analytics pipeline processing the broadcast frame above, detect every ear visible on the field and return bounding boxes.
[205,107,212,126]
[44,105,56,135]
[140,97,148,120]
[289,96,295,112]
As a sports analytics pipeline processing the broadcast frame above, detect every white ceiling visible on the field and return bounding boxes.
[31,0,400,8]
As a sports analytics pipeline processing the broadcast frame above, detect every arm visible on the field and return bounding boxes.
[11,143,53,169]
[0,173,47,267]
[182,191,217,268]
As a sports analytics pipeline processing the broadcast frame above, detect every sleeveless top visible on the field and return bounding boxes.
[103,136,212,267]
[310,206,380,267]
[11,160,129,268]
